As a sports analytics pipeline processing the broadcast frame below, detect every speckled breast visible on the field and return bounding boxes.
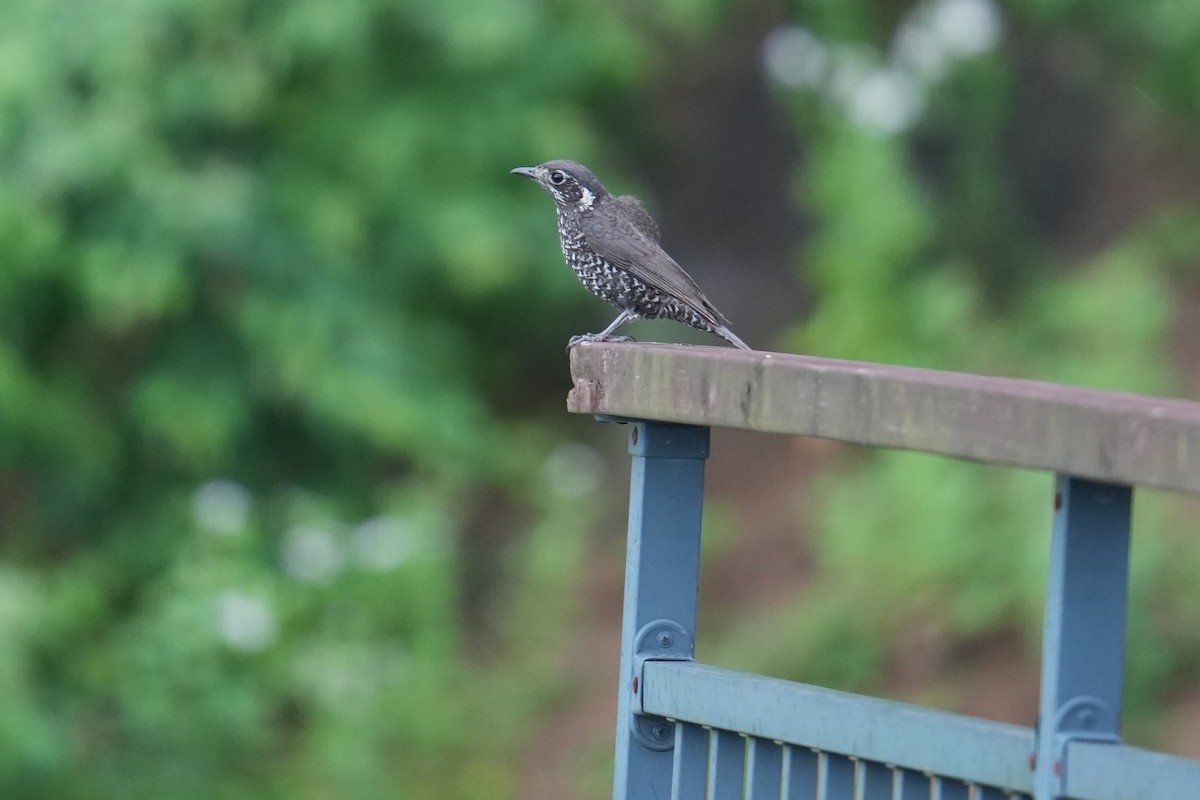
[555,210,717,333]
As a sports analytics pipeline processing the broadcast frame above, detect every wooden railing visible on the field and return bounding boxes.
[567,342,1200,800]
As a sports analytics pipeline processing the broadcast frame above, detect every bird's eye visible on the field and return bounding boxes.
[549,170,566,185]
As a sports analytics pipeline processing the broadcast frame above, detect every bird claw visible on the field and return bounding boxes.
[566,333,637,351]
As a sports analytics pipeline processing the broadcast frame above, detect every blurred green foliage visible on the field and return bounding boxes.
[0,0,722,797]
[3,0,1200,797]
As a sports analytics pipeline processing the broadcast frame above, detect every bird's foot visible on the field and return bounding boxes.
[567,333,637,351]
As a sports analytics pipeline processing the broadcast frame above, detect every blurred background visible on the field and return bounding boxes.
[2,0,1200,797]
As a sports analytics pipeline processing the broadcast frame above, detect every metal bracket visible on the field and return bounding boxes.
[629,619,695,751]
[1055,695,1118,742]
[1035,696,1120,789]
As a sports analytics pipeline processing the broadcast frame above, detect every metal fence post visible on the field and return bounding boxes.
[611,420,710,800]
[1033,475,1133,800]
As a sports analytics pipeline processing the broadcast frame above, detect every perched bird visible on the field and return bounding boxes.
[511,160,751,350]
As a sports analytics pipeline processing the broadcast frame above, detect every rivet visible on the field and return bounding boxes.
[632,676,639,694]
[631,427,639,445]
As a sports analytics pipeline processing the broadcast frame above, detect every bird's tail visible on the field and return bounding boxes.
[715,325,752,351]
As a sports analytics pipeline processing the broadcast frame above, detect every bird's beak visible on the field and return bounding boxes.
[510,166,538,179]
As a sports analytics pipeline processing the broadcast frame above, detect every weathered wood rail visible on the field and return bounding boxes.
[567,341,1200,800]
[568,343,1200,494]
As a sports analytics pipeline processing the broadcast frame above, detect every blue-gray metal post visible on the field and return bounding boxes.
[1034,475,1133,799]
[611,421,710,800]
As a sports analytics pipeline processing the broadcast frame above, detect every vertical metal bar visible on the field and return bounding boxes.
[747,739,784,799]
[709,730,746,800]
[893,769,930,800]
[1033,475,1132,800]
[612,421,710,800]
[673,723,710,800]
[818,752,854,799]
[781,746,818,800]
[855,760,893,799]
[930,776,969,800]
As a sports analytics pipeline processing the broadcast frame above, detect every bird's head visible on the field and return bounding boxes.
[510,160,606,212]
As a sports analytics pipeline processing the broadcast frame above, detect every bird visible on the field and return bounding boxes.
[511,160,751,350]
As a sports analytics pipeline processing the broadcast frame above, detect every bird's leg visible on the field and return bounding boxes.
[567,309,637,350]
[596,309,636,339]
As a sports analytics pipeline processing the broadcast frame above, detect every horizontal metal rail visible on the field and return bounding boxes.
[568,343,1200,495]
[1064,740,1200,799]
[641,660,1035,794]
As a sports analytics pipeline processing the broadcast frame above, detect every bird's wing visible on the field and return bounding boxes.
[580,200,730,328]
[614,195,660,242]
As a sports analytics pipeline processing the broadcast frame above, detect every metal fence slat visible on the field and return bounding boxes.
[747,739,784,799]
[781,746,819,800]
[855,760,893,799]
[972,787,1016,800]
[893,769,931,800]
[818,751,854,799]
[708,730,746,800]
[930,776,969,800]
[672,723,709,800]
